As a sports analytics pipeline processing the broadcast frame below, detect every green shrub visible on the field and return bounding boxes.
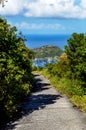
[0,17,34,119]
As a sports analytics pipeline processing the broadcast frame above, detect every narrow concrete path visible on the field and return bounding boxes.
[3,74,86,130]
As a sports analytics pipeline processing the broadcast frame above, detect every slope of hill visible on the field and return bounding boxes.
[32,45,63,59]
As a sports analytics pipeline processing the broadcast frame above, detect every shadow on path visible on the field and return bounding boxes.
[0,74,63,130]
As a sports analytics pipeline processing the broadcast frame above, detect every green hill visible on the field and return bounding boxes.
[32,45,63,59]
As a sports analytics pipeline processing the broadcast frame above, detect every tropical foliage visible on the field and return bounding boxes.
[65,33,86,84]
[0,17,34,119]
[37,33,86,112]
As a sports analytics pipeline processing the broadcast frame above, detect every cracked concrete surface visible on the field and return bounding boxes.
[2,74,86,130]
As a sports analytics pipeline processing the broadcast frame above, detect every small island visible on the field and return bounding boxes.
[32,45,63,67]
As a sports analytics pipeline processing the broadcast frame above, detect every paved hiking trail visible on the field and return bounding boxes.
[2,74,86,130]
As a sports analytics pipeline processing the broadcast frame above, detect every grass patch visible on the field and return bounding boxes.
[71,95,86,112]
[34,69,86,113]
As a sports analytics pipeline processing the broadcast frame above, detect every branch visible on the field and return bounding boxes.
[0,0,8,7]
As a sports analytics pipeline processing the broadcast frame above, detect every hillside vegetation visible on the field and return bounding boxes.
[0,17,34,120]
[32,45,63,59]
[37,33,86,113]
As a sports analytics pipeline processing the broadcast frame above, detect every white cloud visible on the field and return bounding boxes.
[80,0,86,9]
[16,22,65,30]
[23,0,84,18]
[0,0,86,19]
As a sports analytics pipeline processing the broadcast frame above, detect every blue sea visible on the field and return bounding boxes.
[24,34,71,67]
[25,34,71,50]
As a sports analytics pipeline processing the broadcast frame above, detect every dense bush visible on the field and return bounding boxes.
[65,33,86,83]
[0,17,34,119]
[37,33,86,112]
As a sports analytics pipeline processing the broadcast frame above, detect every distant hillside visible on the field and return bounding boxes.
[32,45,63,59]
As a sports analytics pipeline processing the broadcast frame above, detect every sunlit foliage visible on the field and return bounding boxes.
[0,17,34,119]
[38,33,86,112]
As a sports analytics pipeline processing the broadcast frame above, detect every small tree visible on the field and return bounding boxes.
[65,33,86,84]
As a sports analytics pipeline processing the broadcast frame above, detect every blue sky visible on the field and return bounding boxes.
[0,0,86,35]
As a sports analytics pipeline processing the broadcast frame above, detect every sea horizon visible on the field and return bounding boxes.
[24,34,71,50]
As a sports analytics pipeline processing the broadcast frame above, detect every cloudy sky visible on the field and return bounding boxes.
[0,0,86,35]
